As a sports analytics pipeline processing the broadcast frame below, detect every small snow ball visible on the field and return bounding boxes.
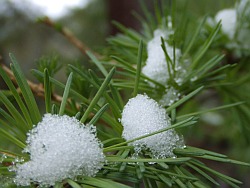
[121,94,184,158]
[14,114,105,186]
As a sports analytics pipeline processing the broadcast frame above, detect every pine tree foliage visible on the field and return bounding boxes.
[0,0,250,187]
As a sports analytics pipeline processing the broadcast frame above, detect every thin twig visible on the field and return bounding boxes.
[1,62,93,115]
[0,63,63,103]
[39,17,102,58]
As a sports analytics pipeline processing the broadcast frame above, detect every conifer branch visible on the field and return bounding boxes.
[0,63,63,104]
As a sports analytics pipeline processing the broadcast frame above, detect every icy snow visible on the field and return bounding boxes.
[121,94,184,158]
[14,114,105,186]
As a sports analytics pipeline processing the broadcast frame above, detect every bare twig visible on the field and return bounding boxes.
[40,17,102,59]
[0,63,63,103]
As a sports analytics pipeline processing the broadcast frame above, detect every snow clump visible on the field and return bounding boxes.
[142,29,183,86]
[142,29,188,106]
[121,94,184,158]
[14,114,105,186]
[214,0,250,56]
[215,9,237,40]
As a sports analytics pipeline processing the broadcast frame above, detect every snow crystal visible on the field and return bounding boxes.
[159,87,181,106]
[121,94,184,158]
[14,114,105,186]
[215,9,237,39]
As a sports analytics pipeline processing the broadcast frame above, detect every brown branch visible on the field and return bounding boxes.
[0,63,63,103]
[1,63,95,118]
[39,17,121,72]
[40,17,102,59]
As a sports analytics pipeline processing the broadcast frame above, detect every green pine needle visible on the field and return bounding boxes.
[44,68,52,113]
[166,86,204,113]
[59,72,73,116]
[80,67,115,123]
[9,53,41,124]
[133,39,143,97]
[89,103,109,125]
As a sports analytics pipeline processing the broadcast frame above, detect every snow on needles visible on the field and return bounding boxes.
[215,9,237,40]
[14,114,105,186]
[214,0,250,56]
[121,94,184,158]
[142,29,182,86]
[215,0,250,40]
[142,29,187,106]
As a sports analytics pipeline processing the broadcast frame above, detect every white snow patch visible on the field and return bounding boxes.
[121,94,184,158]
[213,1,250,56]
[14,114,105,186]
[142,29,189,106]
[142,29,182,86]
[215,9,237,39]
